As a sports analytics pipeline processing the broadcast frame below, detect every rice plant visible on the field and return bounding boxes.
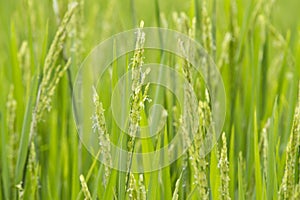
[0,0,299,199]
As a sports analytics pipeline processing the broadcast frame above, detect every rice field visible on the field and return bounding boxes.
[0,0,300,199]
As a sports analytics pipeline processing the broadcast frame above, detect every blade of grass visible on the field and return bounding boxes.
[267,98,278,200]
[14,75,38,189]
[229,126,235,199]
[238,152,245,200]
[254,110,262,200]
[1,88,10,200]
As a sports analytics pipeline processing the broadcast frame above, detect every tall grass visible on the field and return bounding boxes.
[0,0,299,199]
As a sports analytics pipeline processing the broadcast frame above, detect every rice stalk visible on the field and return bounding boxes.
[138,174,146,200]
[264,0,276,18]
[229,0,239,39]
[6,87,17,135]
[92,87,111,186]
[127,174,147,200]
[126,20,150,197]
[6,85,18,181]
[177,93,210,199]
[172,172,183,200]
[217,32,232,69]
[293,184,300,200]
[18,41,31,88]
[176,15,196,136]
[15,2,78,193]
[127,173,138,199]
[177,115,189,199]
[279,84,300,199]
[188,91,211,199]
[201,0,214,55]
[176,13,199,199]
[25,142,40,199]
[196,90,212,150]
[29,2,77,142]
[1,0,299,199]
[266,20,295,72]
[219,132,231,200]
[260,119,270,179]
[79,174,92,200]
[218,0,239,72]
[249,0,263,28]
[201,0,215,91]
[67,0,85,62]
[173,12,195,37]
[159,12,168,28]
[127,20,147,143]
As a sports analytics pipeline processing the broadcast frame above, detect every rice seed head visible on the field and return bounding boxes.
[192,89,212,158]
[293,184,300,200]
[127,21,150,155]
[27,142,40,197]
[172,12,195,36]
[30,3,77,140]
[79,175,92,200]
[18,41,31,86]
[6,85,18,179]
[68,0,85,59]
[201,0,214,54]
[264,0,276,18]
[217,33,232,68]
[131,20,146,95]
[188,145,209,199]
[28,142,37,175]
[138,174,146,200]
[172,172,183,200]
[160,12,168,28]
[92,87,111,185]
[125,23,150,196]
[6,85,17,135]
[185,91,211,199]
[193,98,211,198]
[261,119,270,179]
[175,13,196,83]
[267,22,295,71]
[219,132,231,200]
[198,90,212,134]
[172,12,186,34]
[178,39,192,83]
[15,182,24,200]
[132,20,145,69]
[177,16,199,144]
[201,0,216,89]
[36,59,71,121]
[176,15,208,197]
[279,83,300,199]
[230,0,239,38]
[42,2,77,77]
[127,173,138,199]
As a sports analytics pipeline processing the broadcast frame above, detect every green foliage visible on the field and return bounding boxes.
[0,0,299,199]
